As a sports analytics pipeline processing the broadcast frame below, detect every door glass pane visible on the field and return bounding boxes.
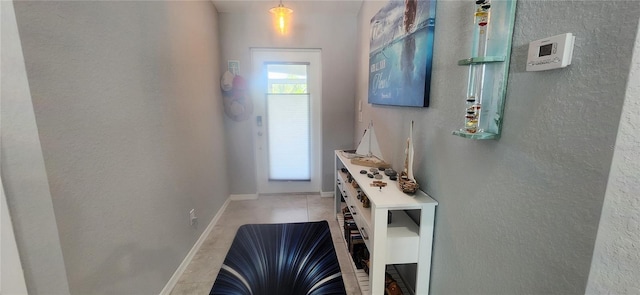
[268,64,308,94]
[266,64,310,181]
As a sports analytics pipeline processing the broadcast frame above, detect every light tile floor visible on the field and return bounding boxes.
[170,194,361,295]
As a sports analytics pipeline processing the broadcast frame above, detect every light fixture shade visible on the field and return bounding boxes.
[269,4,293,15]
[269,3,293,35]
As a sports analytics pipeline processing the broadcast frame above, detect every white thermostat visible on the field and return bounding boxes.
[526,33,575,71]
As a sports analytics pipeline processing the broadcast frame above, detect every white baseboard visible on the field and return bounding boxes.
[159,198,231,295]
[229,194,258,200]
[320,191,334,198]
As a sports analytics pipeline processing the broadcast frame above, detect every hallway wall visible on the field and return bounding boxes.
[10,1,229,294]
[586,19,640,294]
[355,0,639,294]
[1,1,70,293]
[217,2,358,194]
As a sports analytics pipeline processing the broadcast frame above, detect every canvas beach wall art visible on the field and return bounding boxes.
[368,0,436,107]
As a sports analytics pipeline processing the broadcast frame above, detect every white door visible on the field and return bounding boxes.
[251,48,322,194]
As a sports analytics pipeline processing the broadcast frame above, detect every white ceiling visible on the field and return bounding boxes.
[210,0,363,14]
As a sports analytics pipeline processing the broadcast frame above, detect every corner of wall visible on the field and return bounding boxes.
[586,17,640,294]
[1,1,70,293]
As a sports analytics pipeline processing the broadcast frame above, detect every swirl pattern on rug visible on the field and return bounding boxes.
[210,221,346,295]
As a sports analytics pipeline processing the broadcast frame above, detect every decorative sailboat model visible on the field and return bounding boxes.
[350,121,391,168]
[399,121,419,194]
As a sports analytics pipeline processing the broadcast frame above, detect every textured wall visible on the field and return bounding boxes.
[586,20,640,295]
[217,3,358,194]
[355,0,639,294]
[13,1,229,294]
[1,1,70,293]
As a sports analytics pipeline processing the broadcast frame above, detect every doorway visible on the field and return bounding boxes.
[251,48,322,194]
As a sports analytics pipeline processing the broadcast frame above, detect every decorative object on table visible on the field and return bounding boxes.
[367,173,374,178]
[374,174,383,179]
[357,191,364,201]
[368,0,436,107]
[359,170,368,174]
[452,0,517,140]
[384,169,398,177]
[399,121,419,194]
[385,273,404,295]
[341,149,358,159]
[362,195,371,208]
[210,221,346,294]
[351,121,391,168]
[371,180,388,191]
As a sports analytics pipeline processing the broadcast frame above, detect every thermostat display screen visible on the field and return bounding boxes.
[539,44,553,57]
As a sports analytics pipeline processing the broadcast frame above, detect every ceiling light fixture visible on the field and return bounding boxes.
[269,0,293,35]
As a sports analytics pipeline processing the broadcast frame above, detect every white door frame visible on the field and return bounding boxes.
[251,48,322,194]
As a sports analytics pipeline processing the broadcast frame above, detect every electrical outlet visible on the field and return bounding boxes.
[189,209,197,226]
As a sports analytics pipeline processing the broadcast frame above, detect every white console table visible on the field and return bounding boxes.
[334,150,438,295]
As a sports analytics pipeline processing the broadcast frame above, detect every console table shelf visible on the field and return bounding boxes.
[334,150,438,294]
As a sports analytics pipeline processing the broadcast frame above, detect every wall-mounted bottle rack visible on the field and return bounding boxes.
[452,0,517,140]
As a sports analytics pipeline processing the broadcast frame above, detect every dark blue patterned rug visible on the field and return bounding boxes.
[209,221,346,295]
